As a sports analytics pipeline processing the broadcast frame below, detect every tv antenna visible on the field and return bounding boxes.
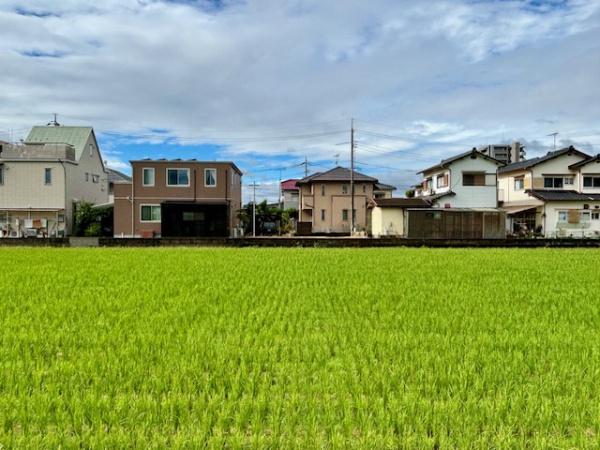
[47,113,60,127]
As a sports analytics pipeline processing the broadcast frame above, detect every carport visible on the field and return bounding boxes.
[161,202,229,237]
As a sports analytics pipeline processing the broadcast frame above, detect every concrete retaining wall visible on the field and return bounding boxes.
[3,237,600,248]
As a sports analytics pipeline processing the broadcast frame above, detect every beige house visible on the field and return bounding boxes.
[297,167,391,234]
[498,146,600,237]
[113,159,242,237]
[0,126,108,237]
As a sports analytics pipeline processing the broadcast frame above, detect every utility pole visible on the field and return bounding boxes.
[350,118,355,235]
[251,182,257,237]
[278,168,283,209]
[547,132,559,151]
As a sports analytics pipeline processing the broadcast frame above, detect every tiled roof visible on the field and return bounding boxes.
[419,149,504,174]
[297,166,378,184]
[498,146,590,174]
[26,126,93,160]
[419,191,456,201]
[370,197,430,208]
[374,182,396,191]
[569,154,600,169]
[107,168,132,184]
[526,190,600,201]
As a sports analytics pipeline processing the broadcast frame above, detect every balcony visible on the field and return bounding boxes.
[301,195,314,210]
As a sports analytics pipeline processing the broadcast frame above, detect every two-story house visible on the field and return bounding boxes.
[280,179,299,210]
[113,159,242,237]
[497,146,600,237]
[0,125,108,237]
[414,149,504,208]
[297,166,387,234]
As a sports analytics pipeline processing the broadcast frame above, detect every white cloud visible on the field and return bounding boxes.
[1,0,600,197]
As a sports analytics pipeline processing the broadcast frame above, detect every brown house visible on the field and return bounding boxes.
[114,159,242,237]
[297,166,389,234]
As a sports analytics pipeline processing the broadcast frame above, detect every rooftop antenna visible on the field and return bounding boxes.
[547,132,559,151]
[334,153,340,166]
[47,113,60,127]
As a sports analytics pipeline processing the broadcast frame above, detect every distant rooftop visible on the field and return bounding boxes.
[498,146,589,174]
[297,166,378,184]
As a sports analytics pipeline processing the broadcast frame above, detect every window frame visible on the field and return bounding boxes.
[92,174,99,184]
[436,174,448,188]
[342,185,349,195]
[342,209,348,221]
[44,168,52,185]
[321,209,325,221]
[204,168,217,188]
[140,204,161,223]
[166,168,190,187]
[0,165,4,185]
[514,177,524,191]
[558,211,568,222]
[462,172,486,187]
[321,184,325,196]
[142,168,155,187]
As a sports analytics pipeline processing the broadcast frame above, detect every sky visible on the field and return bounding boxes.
[1,0,599,202]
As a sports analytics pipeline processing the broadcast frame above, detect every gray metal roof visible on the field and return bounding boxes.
[419,149,504,174]
[297,166,378,184]
[498,146,590,174]
[419,191,456,201]
[526,190,600,201]
[26,126,94,161]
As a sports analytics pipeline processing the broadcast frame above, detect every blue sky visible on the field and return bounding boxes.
[1,0,599,201]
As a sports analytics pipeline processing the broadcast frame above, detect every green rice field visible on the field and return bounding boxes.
[1,248,599,448]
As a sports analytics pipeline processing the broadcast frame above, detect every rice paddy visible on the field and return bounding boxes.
[1,247,599,448]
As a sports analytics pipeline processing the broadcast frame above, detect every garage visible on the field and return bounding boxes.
[161,202,229,237]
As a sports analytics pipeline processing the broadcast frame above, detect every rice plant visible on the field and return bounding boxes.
[0,248,599,448]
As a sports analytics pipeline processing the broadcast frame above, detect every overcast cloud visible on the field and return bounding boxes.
[1,0,599,199]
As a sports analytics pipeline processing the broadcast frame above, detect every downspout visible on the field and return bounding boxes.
[59,158,67,236]
[131,171,135,237]
[193,168,197,202]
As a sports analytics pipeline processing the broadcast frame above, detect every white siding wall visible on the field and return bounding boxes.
[579,162,600,194]
[542,201,600,238]
[371,207,404,237]
[441,157,499,208]
[498,171,533,203]
[64,134,109,232]
[0,161,66,209]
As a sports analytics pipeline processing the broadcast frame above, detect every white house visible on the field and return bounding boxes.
[0,125,109,237]
[497,145,600,237]
[414,149,504,208]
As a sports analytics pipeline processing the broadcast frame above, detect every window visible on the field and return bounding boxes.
[183,211,204,221]
[592,212,600,220]
[583,176,600,188]
[437,174,448,188]
[544,177,566,189]
[89,144,93,157]
[140,205,161,222]
[92,174,99,184]
[581,211,591,223]
[321,184,325,196]
[342,209,348,221]
[342,185,349,194]
[204,168,217,187]
[85,172,89,182]
[167,168,190,186]
[564,177,574,186]
[0,165,4,185]
[558,211,568,222]
[143,168,155,186]
[514,177,524,191]
[362,184,366,193]
[44,168,52,185]
[462,172,485,186]
[321,209,325,221]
